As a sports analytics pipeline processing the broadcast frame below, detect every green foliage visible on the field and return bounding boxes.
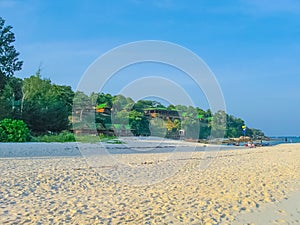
[22,74,74,133]
[98,134,123,143]
[0,118,30,142]
[74,135,100,143]
[149,117,167,137]
[32,131,75,143]
[0,84,12,120]
[0,17,23,120]
[0,17,23,85]
[0,77,23,120]
[94,93,113,128]
[225,114,244,138]
[97,93,113,108]
[211,110,226,138]
[179,106,201,139]
[133,100,162,112]
[112,94,128,111]
[112,110,130,125]
[129,110,150,136]
[73,134,123,143]
[250,128,265,138]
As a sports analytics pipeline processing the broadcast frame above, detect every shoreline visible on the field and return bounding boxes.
[0,138,246,158]
[0,134,296,158]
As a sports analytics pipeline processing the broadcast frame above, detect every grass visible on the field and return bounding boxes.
[32,131,124,144]
[31,131,76,142]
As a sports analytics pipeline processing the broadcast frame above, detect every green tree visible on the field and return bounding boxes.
[177,105,200,139]
[0,17,23,120]
[0,17,23,90]
[0,77,23,120]
[250,128,265,139]
[149,117,166,137]
[129,110,150,136]
[113,110,130,125]
[211,110,227,138]
[133,100,163,112]
[73,91,91,120]
[0,84,12,119]
[112,94,129,111]
[111,95,135,124]
[46,84,74,132]
[89,92,99,106]
[226,115,244,138]
[167,104,176,111]
[72,91,95,130]
[124,97,135,111]
[97,93,113,108]
[22,74,74,133]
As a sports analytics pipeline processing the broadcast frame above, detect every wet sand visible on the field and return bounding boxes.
[0,141,299,224]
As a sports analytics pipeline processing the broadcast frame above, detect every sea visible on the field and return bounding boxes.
[267,136,300,145]
[226,136,300,147]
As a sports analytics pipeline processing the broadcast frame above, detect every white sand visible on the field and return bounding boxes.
[0,142,299,224]
[232,190,300,224]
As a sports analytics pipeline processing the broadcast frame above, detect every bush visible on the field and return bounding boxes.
[0,118,30,142]
[32,131,75,142]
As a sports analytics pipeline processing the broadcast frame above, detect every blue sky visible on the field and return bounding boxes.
[0,0,300,136]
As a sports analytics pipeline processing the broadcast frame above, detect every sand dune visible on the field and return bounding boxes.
[0,142,299,224]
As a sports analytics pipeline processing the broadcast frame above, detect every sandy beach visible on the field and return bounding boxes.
[0,141,299,224]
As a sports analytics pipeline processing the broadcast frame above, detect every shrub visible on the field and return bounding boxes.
[32,131,75,142]
[0,118,30,142]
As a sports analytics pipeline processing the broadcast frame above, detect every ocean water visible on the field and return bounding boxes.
[226,136,300,147]
[268,136,300,145]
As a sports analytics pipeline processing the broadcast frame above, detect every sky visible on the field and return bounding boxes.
[0,0,300,136]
